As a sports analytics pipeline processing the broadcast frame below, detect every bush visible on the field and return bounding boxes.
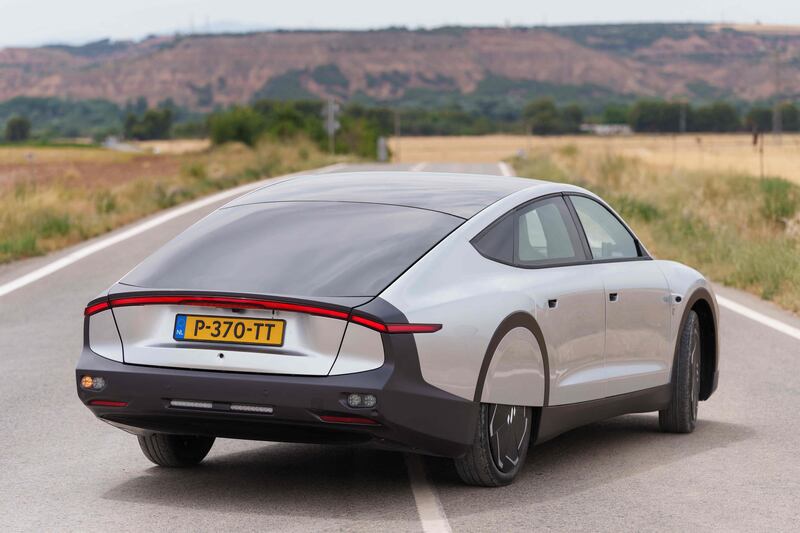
[523,98,584,135]
[760,177,799,223]
[208,106,266,147]
[4,116,31,142]
[209,100,392,158]
[124,108,173,140]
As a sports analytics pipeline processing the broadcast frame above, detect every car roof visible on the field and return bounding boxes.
[225,171,549,218]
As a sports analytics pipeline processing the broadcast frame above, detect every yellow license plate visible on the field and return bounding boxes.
[173,314,285,346]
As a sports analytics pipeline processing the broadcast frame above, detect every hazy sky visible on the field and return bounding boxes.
[1,0,798,47]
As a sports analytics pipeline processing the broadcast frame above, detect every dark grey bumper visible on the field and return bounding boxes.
[76,348,478,457]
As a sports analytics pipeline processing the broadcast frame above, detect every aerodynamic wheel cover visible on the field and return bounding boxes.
[689,323,701,421]
[488,404,529,473]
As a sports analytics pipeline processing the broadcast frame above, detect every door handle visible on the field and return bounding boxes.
[547,299,558,309]
[609,292,619,302]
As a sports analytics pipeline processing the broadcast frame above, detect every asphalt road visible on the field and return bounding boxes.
[1,162,799,532]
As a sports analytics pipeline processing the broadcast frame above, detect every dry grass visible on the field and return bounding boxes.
[0,139,338,264]
[390,133,800,186]
[133,139,211,154]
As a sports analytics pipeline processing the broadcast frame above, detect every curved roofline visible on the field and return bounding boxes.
[220,198,468,220]
[224,170,553,218]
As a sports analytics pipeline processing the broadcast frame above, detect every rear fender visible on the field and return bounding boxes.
[475,313,548,407]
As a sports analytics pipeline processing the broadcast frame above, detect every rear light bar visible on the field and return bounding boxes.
[88,400,128,407]
[319,415,379,425]
[349,315,442,334]
[84,295,441,334]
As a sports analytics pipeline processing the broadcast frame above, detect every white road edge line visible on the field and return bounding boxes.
[498,161,514,176]
[0,163,346,299]
[410,162,427,172]
[404,454,452,533]
[717,295,800,341]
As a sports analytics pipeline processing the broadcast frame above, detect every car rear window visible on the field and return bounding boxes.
[121,202,463,297]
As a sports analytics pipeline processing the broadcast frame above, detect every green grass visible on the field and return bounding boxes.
[512,151,800,313]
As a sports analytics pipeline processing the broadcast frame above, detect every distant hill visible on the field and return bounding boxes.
[1,24,799,111]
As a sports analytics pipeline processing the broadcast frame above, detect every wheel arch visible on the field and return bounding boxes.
[674,288,719,401]
[473,311,550,407]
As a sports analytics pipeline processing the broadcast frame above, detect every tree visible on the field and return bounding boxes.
[628,100,683,133]
[208,106,266,147]
[779,102,799,132]
[4,116,31,142]
[524,98,562,135]
[560,104,584,133]
[691,102,740,132]
[123,108,173,140]
[745,107,772,132]
[602,104,630,124]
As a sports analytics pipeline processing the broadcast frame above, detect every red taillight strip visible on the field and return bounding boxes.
[349,315,441,334]
[88,400,128,407]
[349,314,387,331]
[319,415,379,425]
[84,295,440,334]
[84,301,110,316]
[385,323,442,334]
[85,295,349,320]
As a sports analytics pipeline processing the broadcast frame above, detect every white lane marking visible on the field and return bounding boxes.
[0,164,344,299]
[404,454,452,533]
[410,162,427,172]
[717,295,800,342]
[498,161,514,176]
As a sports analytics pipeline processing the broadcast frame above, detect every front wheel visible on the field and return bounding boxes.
[659,310,701,433]
[454,403,532,487]
[137,433,215,467]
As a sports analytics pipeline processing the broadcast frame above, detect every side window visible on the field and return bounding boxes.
[514,197,585,266]
[569,196,639,260]
[472,214,514,264]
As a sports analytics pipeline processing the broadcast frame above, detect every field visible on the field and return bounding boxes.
[390,133,800,185]
[0,139,337,264]
[392,134,800,313]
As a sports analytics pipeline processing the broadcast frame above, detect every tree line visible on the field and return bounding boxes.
[4,95,800,149]
[608,100,800,134]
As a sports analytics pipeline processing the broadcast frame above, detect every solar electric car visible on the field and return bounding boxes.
[77,172,718,486]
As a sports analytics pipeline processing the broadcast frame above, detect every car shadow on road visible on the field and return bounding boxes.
[103,413,752,519]
[103,443,418,521]
[424,412,755,507]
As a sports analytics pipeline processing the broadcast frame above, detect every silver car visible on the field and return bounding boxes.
[77,171,719,486]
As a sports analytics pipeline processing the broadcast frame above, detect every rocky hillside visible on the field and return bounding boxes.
[1,24,799,109]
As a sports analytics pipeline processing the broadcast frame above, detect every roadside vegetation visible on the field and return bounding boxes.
[5,95,800,147]
[0,138,337,264]
[512,147,800,313]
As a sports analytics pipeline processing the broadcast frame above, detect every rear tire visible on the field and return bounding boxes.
[659,310,701,433]
[454,403,532,487]
[137,433,215,467]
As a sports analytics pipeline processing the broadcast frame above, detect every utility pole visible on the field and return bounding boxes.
[679,100,687,134]
[772,49,783,143]
[393,109,401,162]
[323,99,340,154]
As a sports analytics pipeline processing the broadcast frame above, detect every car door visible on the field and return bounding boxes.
[505,196,607,405]
[567,195,672,396]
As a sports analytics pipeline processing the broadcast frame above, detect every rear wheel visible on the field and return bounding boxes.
[454,403,532,487]
[137,433,215,467]
[660,310,701,433]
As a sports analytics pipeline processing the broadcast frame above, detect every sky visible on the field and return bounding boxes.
[0,0,799,47]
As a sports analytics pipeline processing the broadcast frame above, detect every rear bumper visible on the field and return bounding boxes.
[76,348,477,457]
